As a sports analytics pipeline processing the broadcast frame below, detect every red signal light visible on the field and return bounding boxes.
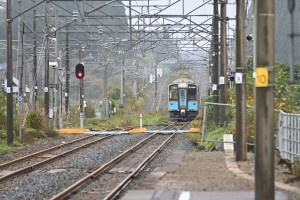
[77,71,83,78]
[75,63,85,79]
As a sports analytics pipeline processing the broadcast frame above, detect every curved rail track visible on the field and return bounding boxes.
[50,121,189,200]
[0,134,112,182]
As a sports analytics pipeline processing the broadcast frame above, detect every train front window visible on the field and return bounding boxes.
[188,88,197,100]
[170,90,178,100]
[180,89,186,99]
[169,89,178,100]
[169,85,178,100]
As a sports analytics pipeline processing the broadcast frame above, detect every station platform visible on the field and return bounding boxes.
[121,190,289,200]
[120,134,298,200]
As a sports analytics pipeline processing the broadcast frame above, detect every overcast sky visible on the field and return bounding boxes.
[123,0,237,35]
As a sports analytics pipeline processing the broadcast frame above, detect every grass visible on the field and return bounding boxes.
[85,112,169,130]
[0,137,24,154]
[0,144,15,153]
[0,128,60,154]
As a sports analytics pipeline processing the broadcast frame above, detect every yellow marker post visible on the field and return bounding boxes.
[255,67,268,87]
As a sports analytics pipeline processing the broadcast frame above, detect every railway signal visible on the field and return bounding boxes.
[75,63,84,79]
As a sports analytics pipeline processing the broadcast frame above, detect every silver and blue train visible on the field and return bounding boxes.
[168,78,198,120]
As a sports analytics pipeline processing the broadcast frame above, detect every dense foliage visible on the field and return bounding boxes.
[199,61,300,151]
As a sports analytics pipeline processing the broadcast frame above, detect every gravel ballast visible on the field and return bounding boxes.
[1,133,300,200]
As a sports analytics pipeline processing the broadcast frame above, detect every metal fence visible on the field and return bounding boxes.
[201,102,255,147]
[277,110,300,163]
[201,102,300,163]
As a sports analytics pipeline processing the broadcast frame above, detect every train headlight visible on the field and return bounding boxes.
[180,109,185,116]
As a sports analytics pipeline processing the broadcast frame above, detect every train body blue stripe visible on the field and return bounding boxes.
[188,101,198,111]
[168,101,178,111]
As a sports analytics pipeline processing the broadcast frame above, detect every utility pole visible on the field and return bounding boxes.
[236,0,247,161]
[154,64,158,113]
[288,0,295,83]
[212,0,219,123]
[129,0,132,48]
[65,26,70,127]
[17,0,24,139]
[32,9,37,111]
[104,65,108,117]
[44,0,50,119]
[54,10,60,129]
[133,62,138,99]
[219,0,227,125]
[255,1,275,200]
[120,61,124,108]
[6,0,13,145]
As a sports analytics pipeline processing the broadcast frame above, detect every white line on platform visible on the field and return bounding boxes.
[178,191,190,200]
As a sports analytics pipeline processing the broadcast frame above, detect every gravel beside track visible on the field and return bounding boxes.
[0,133,149,200]
[1,133,300,200]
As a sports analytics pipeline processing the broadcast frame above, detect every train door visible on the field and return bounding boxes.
[179,89,187,108]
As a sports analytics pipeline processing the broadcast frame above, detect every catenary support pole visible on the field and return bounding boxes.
[255,0,275,199]
[44,0,50,119]
[212,0,219,124]
[65,26,70,127]
[6,0,13,145]
[236,0,247,161]
[17,0,24,139]
[54,10,60,129]
[154,64,158,113]
[120,61,124,108]
[32,9,37,111]
[288,0,295,83]
[219,0,227,125]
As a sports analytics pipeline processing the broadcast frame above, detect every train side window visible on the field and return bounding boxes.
[188,88,197,100]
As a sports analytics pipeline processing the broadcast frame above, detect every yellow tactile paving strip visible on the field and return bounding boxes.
[56,128,90,134]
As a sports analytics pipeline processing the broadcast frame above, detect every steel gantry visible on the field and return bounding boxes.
[6,0,228,144]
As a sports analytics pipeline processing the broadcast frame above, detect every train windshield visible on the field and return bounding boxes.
[169,85,178,100]
[188,85,197,100]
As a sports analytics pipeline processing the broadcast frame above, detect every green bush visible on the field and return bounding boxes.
[26,111,44,130]
[0,112,6,130]
[44,129,59,138]
[0,145,14,153]
[187,133,201,146]
[203,122,235,151]
[25,128,45,138]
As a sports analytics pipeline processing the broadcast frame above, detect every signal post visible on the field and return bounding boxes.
[77,47,85,129]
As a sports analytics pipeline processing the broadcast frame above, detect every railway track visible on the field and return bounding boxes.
[0,134,112,182]
[50,121,189,200]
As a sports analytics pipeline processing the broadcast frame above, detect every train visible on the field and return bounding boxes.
[168,78,198,120]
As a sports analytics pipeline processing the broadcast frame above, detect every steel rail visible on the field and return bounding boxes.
[49,123,176,200]
[104,134,175,200]
[0,134,95,169]
[0,135,112,182]
[103,122,190,200]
